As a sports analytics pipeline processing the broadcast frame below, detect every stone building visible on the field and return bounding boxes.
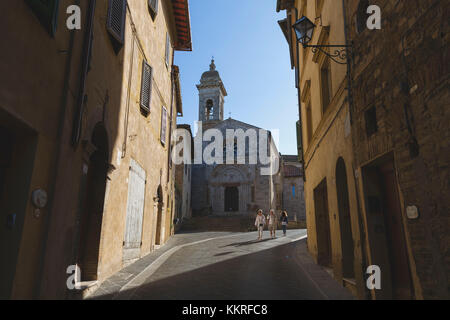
[277,0,449,299]
[280,155,306,222]
[344,0,449,300]
[277,0,366,298]
[191,60,282,217]
[0,0,192,299]
[174,124,193,230]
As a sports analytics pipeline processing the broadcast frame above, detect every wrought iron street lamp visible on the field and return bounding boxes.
[293,16,352,65]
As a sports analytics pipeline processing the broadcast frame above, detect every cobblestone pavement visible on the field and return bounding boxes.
[89,229,354,300]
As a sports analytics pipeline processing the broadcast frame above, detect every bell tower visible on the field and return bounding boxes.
[197,59,227,122]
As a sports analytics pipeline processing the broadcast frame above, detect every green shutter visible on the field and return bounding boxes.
[25,0,60,36]
[296,120,303,162]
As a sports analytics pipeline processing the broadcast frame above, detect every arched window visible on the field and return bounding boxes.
[356,0,370,34]
[205,99,214,120]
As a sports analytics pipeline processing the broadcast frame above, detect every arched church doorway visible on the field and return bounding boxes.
[78,123,109,281]
[224,186,239,212]
[336,158,355,278]
[155,186,164,245]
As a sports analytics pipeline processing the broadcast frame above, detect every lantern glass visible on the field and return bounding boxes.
[293,16,316,46]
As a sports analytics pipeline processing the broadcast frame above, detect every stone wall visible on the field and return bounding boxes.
[346,0,449,299]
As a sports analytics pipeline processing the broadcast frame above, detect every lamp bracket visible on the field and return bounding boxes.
[303,44,352,65]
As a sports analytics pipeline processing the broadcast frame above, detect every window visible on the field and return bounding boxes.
[292,185,296,198]
[206,100,214,120]
[320,60,332,113]
[165,33,171,67]
[148,0,158,20]
[26,0,60,36]
[365,106,378,137]
[140,60,153,115]
[356,0,370,34]
[161,106,168,145]
[107,0,126,46]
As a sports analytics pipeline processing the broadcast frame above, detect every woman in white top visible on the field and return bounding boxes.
[267,209,277,239]
[255,209,266,241]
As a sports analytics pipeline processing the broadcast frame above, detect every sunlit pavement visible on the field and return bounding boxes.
[89,229,353,300]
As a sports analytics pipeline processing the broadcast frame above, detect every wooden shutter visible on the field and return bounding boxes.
[140,60,153,114]
[123,160,146,261]
[107,0,126,44]
[25,0,60,36]
[161,106,167,145]
[148,0,158,19]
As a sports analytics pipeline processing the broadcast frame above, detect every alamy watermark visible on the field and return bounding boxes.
[171,122,280,176]
[64,4,382,31]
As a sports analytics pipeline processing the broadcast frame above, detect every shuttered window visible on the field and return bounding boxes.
[107,0,126,45]
[148,0,158,20]
[25,0,60,36]
[161,106,167,145]
[165,33,171,67]
[140,60,153,115]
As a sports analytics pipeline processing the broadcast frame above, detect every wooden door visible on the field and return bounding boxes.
[123,160,146,262]
[314,179,332,267]
[380,162,413,299]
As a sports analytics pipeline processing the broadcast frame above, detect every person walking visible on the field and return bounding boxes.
[255,209,266,241]
[280,211,289,236]
[267,209,277,239]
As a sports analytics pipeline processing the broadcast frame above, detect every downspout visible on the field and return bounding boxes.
[293,7,306,182]
[35,0,93,298]
[71,0,97,146]
[167,49,175,184]
[342,0,369,299]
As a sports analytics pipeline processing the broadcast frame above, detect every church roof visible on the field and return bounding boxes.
[216,117,263,131]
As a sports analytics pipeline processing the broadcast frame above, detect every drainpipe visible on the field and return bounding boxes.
[35,0,94,299]
[342,0,369,299]
[71,0,97,146]
[292,7,306,182]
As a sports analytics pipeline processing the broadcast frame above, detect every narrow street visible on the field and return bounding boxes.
[89,230,353,300]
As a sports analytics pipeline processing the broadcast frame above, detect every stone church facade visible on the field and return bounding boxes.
[190,60,304,218]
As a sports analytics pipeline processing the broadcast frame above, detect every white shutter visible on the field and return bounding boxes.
[161,106,167,145]
[123,159,146,261]
[165,33,171,66]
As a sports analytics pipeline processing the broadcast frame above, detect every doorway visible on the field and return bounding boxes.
[123,159,146,262]
[77,123,108,281]
[314,179,332,267]
[0,116,37,299]
[155,186,164,245]
[362,155,413,299]
[225,186,239,212]
[336,158,355,279]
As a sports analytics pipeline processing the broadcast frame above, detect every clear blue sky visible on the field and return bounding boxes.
[175,0,298,155]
